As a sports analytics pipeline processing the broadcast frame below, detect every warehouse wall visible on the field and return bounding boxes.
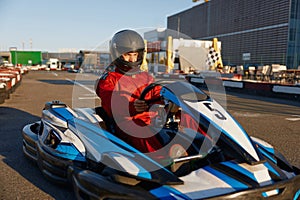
[167,0,299,68]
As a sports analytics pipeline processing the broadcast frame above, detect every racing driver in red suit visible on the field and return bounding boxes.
[95,30,163,153]
[95,29,205,155]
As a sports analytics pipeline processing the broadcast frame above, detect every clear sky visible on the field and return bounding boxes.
[0,0,203,52]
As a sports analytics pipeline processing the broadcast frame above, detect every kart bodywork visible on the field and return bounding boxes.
[22,81,300,199]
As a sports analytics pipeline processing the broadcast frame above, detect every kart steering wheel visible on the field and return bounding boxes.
[138,82,170,127]
[139,82,163,104]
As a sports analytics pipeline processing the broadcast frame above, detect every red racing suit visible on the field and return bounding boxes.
[95,67,163,153]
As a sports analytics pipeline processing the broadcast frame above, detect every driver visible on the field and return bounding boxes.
[95,29,163,153]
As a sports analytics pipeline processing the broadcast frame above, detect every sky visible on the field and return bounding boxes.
[0,0,203,52]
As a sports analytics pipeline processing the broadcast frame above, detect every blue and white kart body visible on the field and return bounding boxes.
[22,81,300,199]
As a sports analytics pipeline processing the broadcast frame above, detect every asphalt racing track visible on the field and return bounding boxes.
[0,70,299,199]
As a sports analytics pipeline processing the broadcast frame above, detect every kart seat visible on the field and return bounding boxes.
[95,107,116,133]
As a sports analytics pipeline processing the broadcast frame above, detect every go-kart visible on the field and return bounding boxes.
[22,80,300,199]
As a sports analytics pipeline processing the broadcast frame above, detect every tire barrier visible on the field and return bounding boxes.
[0,66,29,104]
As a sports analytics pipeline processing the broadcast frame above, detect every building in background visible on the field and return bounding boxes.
[10,50,42,66]
[144,28,183,73]
[167,0,300,69]
[0,49,111,72]
[0,51,11,64]
[77,50,111,72]
[42,52,78,66]
[144,28,222,74]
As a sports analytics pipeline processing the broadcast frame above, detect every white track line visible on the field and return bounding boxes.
[285,115,300,121]
[65,78,95,94]
[52,72,58,76]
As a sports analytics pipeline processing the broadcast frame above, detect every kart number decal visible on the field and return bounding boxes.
[204,102,227,120]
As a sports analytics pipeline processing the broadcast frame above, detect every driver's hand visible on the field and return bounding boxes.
[134,99,148,113]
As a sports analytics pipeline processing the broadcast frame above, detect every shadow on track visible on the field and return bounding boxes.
[0,107,75,200]
[38,79,96,86]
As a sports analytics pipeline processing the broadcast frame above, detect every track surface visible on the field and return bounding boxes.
[0,71,299,199]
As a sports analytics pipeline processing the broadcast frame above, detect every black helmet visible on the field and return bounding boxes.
[110,29,145,74]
